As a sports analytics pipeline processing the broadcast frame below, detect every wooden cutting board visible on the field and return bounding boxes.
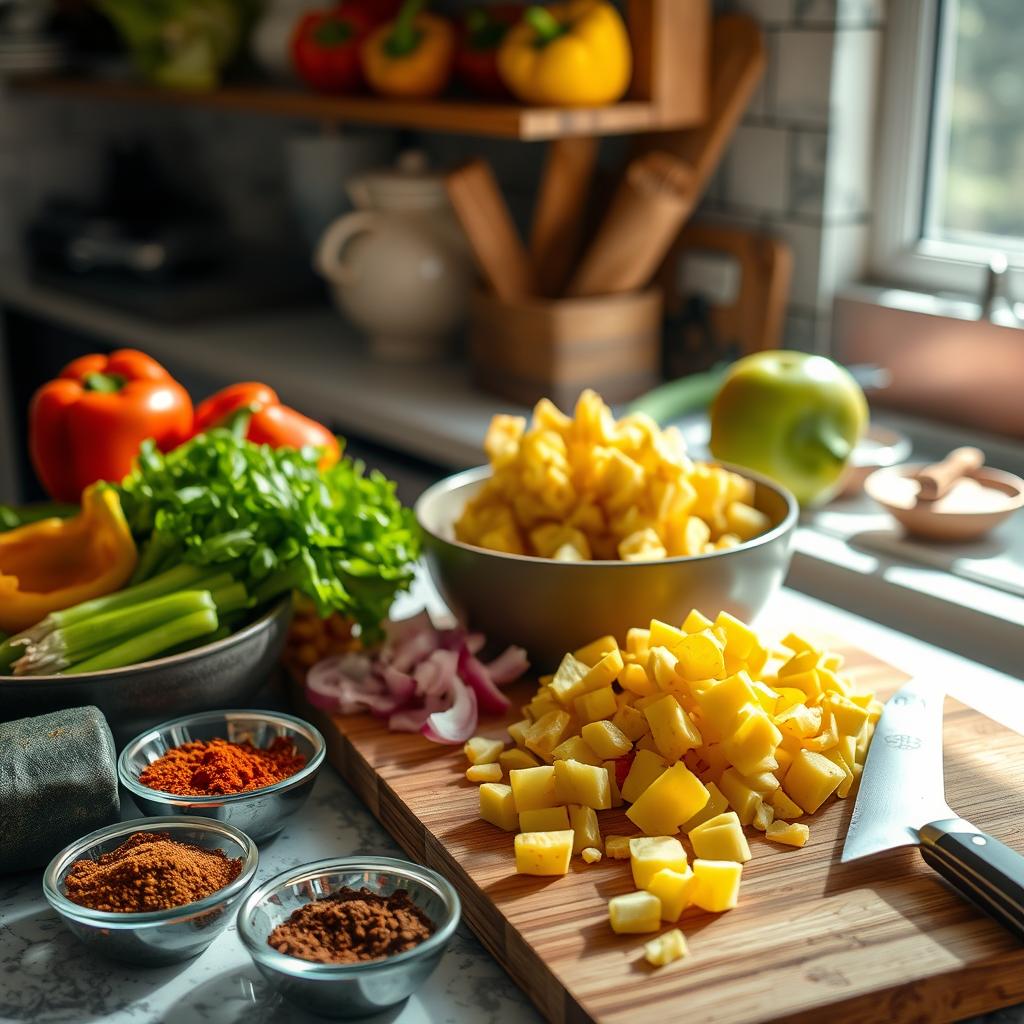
[292,637,1024,1024]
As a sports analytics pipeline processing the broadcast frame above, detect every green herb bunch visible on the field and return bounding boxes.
[114,426,420,641]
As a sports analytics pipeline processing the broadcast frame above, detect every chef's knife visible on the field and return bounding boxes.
[842,678,1024,941]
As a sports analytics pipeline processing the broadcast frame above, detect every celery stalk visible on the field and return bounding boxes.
[65,608,220,674]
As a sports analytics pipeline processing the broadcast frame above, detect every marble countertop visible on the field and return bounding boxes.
[2,584,1023,1024]
[0,767,540,1024]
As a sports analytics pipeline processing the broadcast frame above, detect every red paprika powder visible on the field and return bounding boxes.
[139,736,307,796]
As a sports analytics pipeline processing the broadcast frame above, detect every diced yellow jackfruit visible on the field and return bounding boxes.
[783,750,846,813]
[681,781,729,832]
[509,765,560,811]
[646,867,694,920]
[629,835,688,889]
[582,720,632,759]
[518,806,570,833]
[553,758,611,809]
[644,928,689,966]
[621,748,669,804]
[569,804,602,854]
[500,748,540,772]
[627,763,710,836]
[689,811,752,862]
[466,763,502,783]
[464,736,505,765]
[644,694,703,762]
[690,859,742,912]
[515,830,574,875]
[550,735,603,766]
[608,891,662,934]
[766,820,810,847]
[480,783,518,831]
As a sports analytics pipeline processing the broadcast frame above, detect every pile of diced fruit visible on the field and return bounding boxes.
[455,390,771,561]
[465,609,881,966]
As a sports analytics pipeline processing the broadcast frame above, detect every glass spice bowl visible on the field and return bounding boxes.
[118,709,326,843]
[42,816,259,966]
[236,857,461,1019]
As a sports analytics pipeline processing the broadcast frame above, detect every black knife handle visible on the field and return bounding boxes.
[918,817,1024,942]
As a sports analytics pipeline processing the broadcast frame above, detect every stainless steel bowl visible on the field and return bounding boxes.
[237,856,460,1019]
[416,464,799,668]
[118,710,325,843]
[42,815,259,966]
[0,598,292,743]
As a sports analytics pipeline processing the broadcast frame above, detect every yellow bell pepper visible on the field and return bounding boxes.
[497,1,632,107]
[0,485,137,633]
[361,0,456,99]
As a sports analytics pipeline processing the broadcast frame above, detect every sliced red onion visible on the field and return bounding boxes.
[306,609,522,744]
[421,678,479,744]
[413,649,459,699]
[389,707,433,732]
[486,646,530,685]
[458,647,511,715]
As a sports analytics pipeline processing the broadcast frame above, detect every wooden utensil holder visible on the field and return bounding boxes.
[469,288,663,408]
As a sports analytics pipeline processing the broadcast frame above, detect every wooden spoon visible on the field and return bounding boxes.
[915,447,985,501]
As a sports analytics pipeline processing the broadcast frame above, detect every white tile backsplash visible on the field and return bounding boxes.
[795,0,885,27]
[722,0,794,26]
[773,29,835,126]
[723,124,790,214]
[789,129,830,215]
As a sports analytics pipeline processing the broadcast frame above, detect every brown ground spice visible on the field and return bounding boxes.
[267,886,435,964]
[64,831,243,913]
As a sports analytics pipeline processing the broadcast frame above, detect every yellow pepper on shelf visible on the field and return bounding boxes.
[497,1,632,107]
[361,0,456,99]
[0,485,137,633]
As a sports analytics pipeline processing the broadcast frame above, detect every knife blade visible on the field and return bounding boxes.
[842,678,953,863]
[842,678,1024,942]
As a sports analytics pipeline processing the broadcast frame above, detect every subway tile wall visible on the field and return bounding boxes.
[0,0,885,355]
[704,0,885,350]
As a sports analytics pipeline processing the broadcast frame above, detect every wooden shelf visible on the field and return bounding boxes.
[15,77,701,141]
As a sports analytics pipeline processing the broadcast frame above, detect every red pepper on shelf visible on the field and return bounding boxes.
[354,0,404,23]
[454,5,523,98]
[291,4,375,94]
[193,382,340,469]
[29,349,194,503]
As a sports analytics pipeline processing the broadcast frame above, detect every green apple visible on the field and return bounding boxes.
[709,351,868,506]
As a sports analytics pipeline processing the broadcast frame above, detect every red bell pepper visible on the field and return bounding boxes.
[355,0,404,23]
[29,349,194,503]
[455,5,522,97]
[291,4,374,93]
[193,382,340,468]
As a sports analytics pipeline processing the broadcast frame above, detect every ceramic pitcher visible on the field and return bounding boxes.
[314,152,475,362]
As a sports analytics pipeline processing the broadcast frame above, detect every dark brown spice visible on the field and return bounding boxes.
[64,831,243,913]
[267,886,435,964]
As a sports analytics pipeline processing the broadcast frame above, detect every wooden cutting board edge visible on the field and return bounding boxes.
[289,645,1024,1024]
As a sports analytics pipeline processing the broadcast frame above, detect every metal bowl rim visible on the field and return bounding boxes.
[415,463,799,567]
[117,709,327,805]
[42,815,260,927]
[236,855,461,978]
[0,597,292,687]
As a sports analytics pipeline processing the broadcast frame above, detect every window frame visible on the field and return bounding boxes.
[871,0,1024,300]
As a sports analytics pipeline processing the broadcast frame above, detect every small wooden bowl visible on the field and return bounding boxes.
[864,463,1024,541]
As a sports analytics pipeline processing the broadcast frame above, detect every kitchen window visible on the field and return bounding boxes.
[872,0,1024,304]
